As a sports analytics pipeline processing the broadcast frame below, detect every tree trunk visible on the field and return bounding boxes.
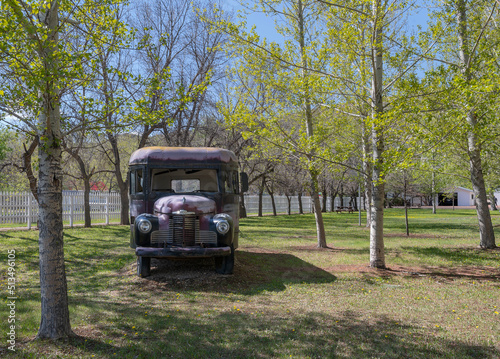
[363,121,372,227]
[468,117,496,248]
[298,192,303,214]
[118,185,130,225]
[404,173,409,237]
[36,2,72,339]
[405,203,409,236]
[370,167,385,268]
[83,178,91,228]
[321,184,327,212]
[23,137,39,203]
[456,0,496,248]
[37,141,72,339]
[38,138,72,339]
[340,184,344,207]
[286,195,291,215]
[310,170,327,248]
[489,190,497,211]
[258,191,263,216]
[369,0,386,268]
[432,169,437,214]
[265,181,277,216]
[297,0,327,248]
[67,148,92,228]
[108,134,129,225]
[258,175,265,217]
[270,192,277,216]
[239,192,247,218]
[330,193,336,212]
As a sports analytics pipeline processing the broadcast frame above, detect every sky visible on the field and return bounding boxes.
[222,0,281,41]
[222,0,430,44]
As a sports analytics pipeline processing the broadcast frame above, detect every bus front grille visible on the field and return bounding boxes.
[150,215,217,247]
[169,214,198,246]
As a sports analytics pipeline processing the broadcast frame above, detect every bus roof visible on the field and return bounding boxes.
[129,147,238,166]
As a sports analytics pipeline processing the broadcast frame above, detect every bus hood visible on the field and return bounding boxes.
[154,195,216,215]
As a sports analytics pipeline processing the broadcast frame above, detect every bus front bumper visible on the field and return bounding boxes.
[135,246,231,258]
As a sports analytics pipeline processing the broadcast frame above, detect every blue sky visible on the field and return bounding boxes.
[222,0,429,44]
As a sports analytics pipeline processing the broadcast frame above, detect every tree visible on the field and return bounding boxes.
[425,0,498,248]
[1,0,72,339]
[207,0,330,247]
[0,132,40,194]
[88,0,226,225]
[320,0,426,267]
[455,0,496,248]
[62,136,100,227]
[0,128,9,161]
[0,0,128,339]
[128,0,226,147]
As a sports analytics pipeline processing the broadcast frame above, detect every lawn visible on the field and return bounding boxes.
[0,209,499,358]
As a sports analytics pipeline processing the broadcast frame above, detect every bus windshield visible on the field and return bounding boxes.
[150,168,218,193]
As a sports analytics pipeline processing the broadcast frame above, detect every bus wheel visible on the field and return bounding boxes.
[215,246,234,274]
[137,256,151,277]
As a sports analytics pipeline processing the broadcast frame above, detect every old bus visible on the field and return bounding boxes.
[128,147,248,277]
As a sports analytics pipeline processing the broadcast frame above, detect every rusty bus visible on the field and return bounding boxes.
[128,147,248,277]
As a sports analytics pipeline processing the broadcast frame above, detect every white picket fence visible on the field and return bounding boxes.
[244,195,312,214]
[243,195,361,214]
[0,191,121,229]
[0,191,361,229]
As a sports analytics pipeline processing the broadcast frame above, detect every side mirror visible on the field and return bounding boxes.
[240,172,249,193]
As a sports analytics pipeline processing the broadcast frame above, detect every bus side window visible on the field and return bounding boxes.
[224,172,237,194]
[130,171,136,194]
[130,169,144,194]
[136,169,143,193]
[233,172,239,193]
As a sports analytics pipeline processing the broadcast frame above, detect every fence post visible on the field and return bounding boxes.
[105,194,109,225]
[69,194,73,228]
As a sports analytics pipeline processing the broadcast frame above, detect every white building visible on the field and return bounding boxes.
[454,187,474,206]
[440,187,500,207]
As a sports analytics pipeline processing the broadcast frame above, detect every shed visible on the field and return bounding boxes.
[455,187,475,206]
[438,187,473,207]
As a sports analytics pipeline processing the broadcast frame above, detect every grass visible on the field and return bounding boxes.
[0,208,499,358]
[0,216,121,229]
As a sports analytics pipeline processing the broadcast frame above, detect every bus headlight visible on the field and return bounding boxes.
[137,219,152,233]
[213,214,232,235]
[215,220,230,235]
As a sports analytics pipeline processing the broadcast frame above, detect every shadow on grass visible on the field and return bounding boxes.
[12,303,498,358]
[63,225,130,239]
[402,246,500,267]
[288,246,371,255]
[7,335,120,358]
[384,221,478,235]
[139,251,337,295]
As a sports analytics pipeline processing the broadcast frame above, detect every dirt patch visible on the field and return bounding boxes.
[383,233,443,238]
[119,246,499,292]
[323,264,500,281]
[239,246,284,254]
[121,257,253,292]
[288,245,347,252]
